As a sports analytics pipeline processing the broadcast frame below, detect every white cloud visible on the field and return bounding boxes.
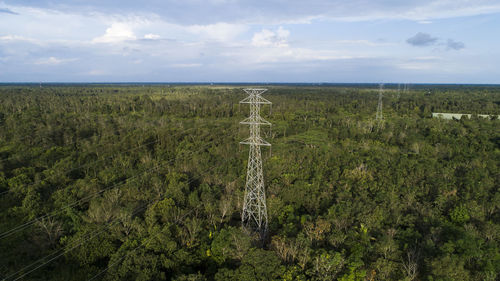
[0,1,497,83]
[186,22,247,41]
[396,56,443,70]
[402,0,500,21]
[225,43,356,65]
[144,33,160,39]
[414,56,442,61]
[252,27,290,48]
[92,22,137,43]
[2,1,500,27]
[247,26,349,65]
[289,0,500,23]
[0,35,39,43]
[87,69,108,75]
[336,40,393,47]
[171,63,202,68]
[34,56,77,65]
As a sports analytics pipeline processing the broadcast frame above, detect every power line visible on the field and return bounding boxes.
[0,127,126,164]
[0,127,152,196]
[0,166,152,240]
[5,194,157,281]
[0,135,163,197]
[3,138,217,279]
[0,126,202,239]
[0,135,58,164]
[1,126,189,180]
[0,128,185,199]
[0,125,194,196]
[0,109,181,164]
[84,162,226,281]
[5,145,229,281]
[85,236,152,281]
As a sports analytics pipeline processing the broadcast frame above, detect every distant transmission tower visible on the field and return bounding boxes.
[397,83,401,99]
[376,84,384,121]
[239,88,271,240]
[403,83,410,94]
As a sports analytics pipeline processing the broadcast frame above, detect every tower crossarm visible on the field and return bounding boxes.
[239,95,272,104]
[240,115,271,126]
[243,88,268,94]
[239,136,271,146]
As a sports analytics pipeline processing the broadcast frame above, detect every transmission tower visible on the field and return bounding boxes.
[397,83,401,99]
[403,83,410,94]
[239,88,271,240]
[376,84,384,121]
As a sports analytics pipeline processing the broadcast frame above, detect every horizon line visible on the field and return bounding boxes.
[1,82,499,86]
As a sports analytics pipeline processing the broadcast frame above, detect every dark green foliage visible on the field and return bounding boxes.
[0,84,499,280]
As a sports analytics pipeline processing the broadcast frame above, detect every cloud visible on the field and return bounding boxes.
[0,1,492,82]
[252,27,290,47]
[225,43,355,65]
[170,63,202,68]
[397,56,442,70]
[446,39,465,50]
[0,35,38,43]
[34,56,77,65]
[406,32,438,47]
[5,0,500,24]
[406,33,465,51]
[0,7,18,14]
[144,33,160,39]
[87,69,109,75]
[186,23,247,41]
[92,22,137,43]
[336,39,393,47]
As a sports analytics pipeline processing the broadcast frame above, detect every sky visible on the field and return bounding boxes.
[0,0,499,83]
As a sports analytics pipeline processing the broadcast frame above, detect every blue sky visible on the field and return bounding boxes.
[0,0,499,83]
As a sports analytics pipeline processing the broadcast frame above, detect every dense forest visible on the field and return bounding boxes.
[0,84,499,281]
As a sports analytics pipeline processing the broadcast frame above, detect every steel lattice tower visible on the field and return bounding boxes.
[376,84,384,121]
[239,88,271,239]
